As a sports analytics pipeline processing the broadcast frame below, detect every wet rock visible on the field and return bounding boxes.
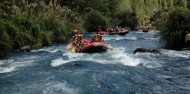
[133,48,160,54]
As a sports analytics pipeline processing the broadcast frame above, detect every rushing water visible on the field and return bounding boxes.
[0,31,190,94]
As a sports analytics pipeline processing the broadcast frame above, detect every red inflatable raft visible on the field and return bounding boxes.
[96,31,108,35]
[69,40,108,53]
[79,42,108,53]
[108,30,128,35]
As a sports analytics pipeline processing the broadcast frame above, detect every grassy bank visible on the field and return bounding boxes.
[0,0,84,59]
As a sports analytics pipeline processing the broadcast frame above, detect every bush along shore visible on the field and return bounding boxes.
[0,0,85,59]
[0,0,190,59]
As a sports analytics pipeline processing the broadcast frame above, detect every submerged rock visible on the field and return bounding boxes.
[133,48,160,54]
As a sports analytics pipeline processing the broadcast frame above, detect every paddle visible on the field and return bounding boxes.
[71,47,76,53]
[67,42,73,49]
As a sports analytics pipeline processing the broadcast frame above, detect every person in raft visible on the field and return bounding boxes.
[91,34,104,43]
[107,26,114,33]
[97,34,105,43]
[71,33,78,47]
[76,34,85,48]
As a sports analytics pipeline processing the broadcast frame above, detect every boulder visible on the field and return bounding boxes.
[133,48,160,54]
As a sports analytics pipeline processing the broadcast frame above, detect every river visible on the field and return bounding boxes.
[0,31,190,94]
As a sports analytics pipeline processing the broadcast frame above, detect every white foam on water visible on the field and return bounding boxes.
[31,48,61,53]
[125,36,138,40]
[0,61,4,65]
[42,82,79,94]
[156,74,174,79]
[141,60,162,68]
[135,31,144,33]
[51,46,162,67]
[73,47,142,66]
[31,46,66,53]
[0,59,35,73]
[48,49,61,53]
[51,58,73,67]
[162,50,190,58]
[63,51,84,59]
[111,52,141,66]
[134,53,162,68]
[100,47,141,66]
[104,36,137,41]
[51,51,85,67]
[144,37,160,41]
[0,67,16,73]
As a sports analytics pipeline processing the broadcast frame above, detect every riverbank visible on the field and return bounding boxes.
[0,1,84,59]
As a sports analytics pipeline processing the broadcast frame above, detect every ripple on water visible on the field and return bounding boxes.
[42,81,80,94]
[162,50,190,58]
[111,53,141,66]
[50,51,85,67]
[104,36,137,41]
[51,58,72,67]
[134,53,162,68]
[0,55,37,73]
[31,48,61,53]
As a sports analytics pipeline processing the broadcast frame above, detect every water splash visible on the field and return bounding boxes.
[0,60,34,73]
[110,47,141,66]
[32,48,61,53]
[51,51,85,67]
[0,67,16,73]
[0,56,36,73]
[162,50,190,58]
[51,58,73,67]
[104,36,137,41]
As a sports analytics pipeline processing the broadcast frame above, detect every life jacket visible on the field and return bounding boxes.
[76,35,85,47]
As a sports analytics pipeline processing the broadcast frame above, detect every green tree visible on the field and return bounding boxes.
[115,11,138,30]
[0,20,11,59]
[84,10,109,32]
[160,8,190,49]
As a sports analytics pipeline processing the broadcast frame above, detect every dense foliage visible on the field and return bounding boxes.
[160,8,190,50]
[0,0,190,58]
[84,10,109,32]
[0,0,82,58]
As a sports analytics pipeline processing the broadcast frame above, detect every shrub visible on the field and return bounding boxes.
[68,22,85,34]
[160,7,190,50]
[0,31,11,59]
[115,11,138,30]
[5,16,36,49]
[84,10,109,32]
[150,9,169,31]
[42,14,71,43]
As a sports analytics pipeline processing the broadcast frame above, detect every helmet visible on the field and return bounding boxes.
[73,30,77,33]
